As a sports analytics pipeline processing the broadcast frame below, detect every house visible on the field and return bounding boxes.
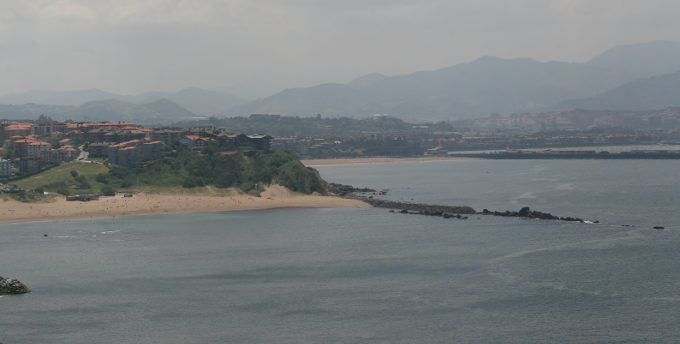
[38,146,78,163]
[151,129,185,145]
[87,143,112,158]
[27,141,52,158]
[107,139,164,166]
[180,135,214,150]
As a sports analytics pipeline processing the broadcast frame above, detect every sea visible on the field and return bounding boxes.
[1,159,680,343]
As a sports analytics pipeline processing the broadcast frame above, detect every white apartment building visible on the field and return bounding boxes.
[0,158,11,177]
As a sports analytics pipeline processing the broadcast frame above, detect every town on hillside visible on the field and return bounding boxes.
[0,116,271,178]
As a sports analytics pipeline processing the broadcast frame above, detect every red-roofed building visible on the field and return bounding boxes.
[180,135,214,150]
[107,139,164,166]
[27,141,52,158]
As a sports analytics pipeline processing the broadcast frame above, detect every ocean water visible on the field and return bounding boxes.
[1,160,680,343]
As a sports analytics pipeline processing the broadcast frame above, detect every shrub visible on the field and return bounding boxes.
[101,185,115,196]
[95,173,108,184]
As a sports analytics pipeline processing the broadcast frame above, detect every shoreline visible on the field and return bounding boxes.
[0,185,369,225]
[302,156,476,166]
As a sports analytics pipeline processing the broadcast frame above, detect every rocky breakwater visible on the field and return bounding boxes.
[330,183,594,223]
[366,198,476,217]
[481,207,591,223]
[327,183,381,197]
[0,276,30,295]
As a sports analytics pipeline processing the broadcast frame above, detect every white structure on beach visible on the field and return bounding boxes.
[0,158,11,177]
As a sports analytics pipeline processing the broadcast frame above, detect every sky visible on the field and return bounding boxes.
[1,0,680,98]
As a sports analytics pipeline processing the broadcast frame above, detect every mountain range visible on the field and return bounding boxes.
[0,99,195,125]
[0,87,245,117]
[232,40,680,120]
[2,40,680,123]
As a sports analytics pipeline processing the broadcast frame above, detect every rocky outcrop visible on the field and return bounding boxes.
[327,183,377,196]
[0,276,30,295]
[363,198,476,215]
[481,207,587,223]
[335,183,594,224]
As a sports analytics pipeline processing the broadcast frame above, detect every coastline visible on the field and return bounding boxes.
[302,156,476,166]
[0,185,369,225]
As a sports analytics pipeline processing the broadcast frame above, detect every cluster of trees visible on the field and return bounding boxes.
[103,145,326,194]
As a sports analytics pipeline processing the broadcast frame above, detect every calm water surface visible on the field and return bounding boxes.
[1,160,679,343]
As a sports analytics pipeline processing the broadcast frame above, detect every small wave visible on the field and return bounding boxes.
[488,230,647,263]
[536,282,603,296]
[555,183,575,191]
[516,192,537,199]
[101,230,121,235]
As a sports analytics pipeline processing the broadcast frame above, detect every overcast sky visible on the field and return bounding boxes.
[1,0,680,98]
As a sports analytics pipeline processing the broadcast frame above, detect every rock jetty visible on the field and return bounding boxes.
[364,198,476,216]
[0,276,30,295]
[327,183,377,196]
[332,183,594,224]
[481,207,586,223]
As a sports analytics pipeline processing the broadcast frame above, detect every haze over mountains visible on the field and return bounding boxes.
[0,99,195,125]
[2,41,680,123]
[234,41,680,120]
[0,88,245,120]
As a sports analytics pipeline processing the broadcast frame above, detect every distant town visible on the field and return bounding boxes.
[0,115,271,178]
[178,108,680,159]
[3,106,680,179]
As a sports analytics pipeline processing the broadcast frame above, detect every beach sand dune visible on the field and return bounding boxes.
[0,185,368,224]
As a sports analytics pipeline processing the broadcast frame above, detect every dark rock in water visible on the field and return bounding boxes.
[654,226,665,230]
[478,207,585,223]
[327,183,377,196]
[518,207,531,217]
[0,277,30,295]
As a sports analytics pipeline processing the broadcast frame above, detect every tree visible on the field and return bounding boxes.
[101,185,115,196]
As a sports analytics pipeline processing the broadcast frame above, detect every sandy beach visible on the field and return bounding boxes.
[0,185,369,224]
[302,156,476,166]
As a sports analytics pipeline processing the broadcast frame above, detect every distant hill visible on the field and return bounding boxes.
[0,89,124,106]
[585,40,680,79]
[132,87,245,115]
[5,40,680,121]
[0,99,195,125]
[0,88,245,116]
[558,71,680,111]
[231,57,631,120]
[231,41,680,120]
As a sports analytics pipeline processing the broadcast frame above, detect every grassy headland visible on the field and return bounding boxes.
[4,146,327,201]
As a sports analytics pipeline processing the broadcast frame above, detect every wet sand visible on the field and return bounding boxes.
[0,185,369,224]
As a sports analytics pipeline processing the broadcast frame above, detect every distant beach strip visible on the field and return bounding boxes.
[0,185,368,225]
[302,156,477,166]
